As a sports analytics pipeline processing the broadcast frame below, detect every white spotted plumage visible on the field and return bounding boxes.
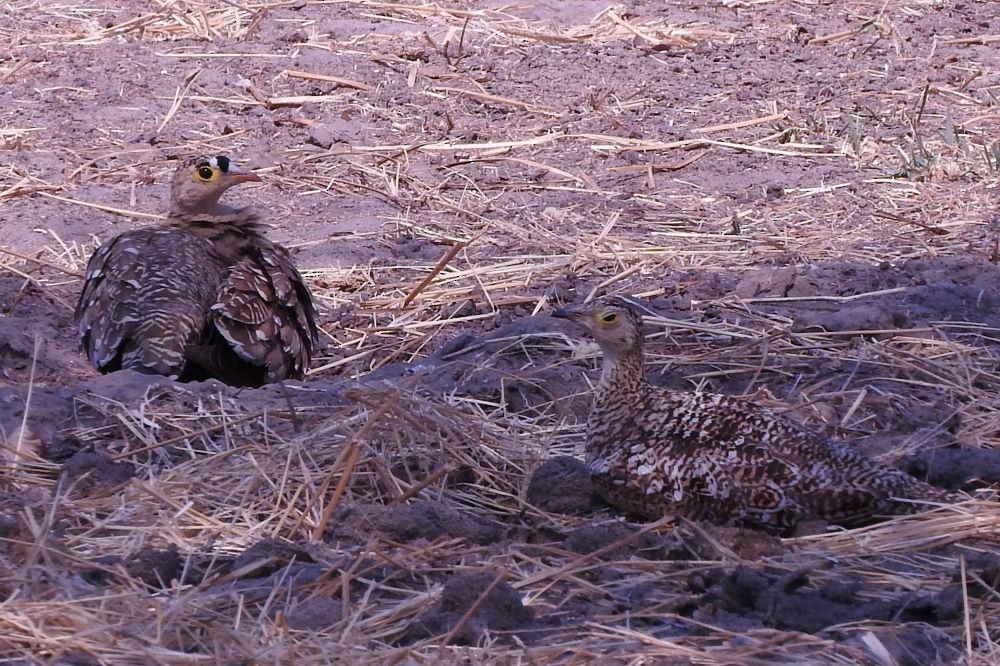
[555,298,958,534]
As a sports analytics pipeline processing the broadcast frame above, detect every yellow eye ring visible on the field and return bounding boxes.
[196,166,215,181]
[599,311,618,324]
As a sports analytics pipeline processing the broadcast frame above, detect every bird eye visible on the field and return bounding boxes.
[599,311,618,324]
[197,166,215,181]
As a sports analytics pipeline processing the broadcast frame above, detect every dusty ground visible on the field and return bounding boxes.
[1,0,1000,663]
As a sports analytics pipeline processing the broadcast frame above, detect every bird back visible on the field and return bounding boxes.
[586,384,957,533]
[76,227,223,376]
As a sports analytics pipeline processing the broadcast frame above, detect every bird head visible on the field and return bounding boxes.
[169,155,261,216]
[552,297,644,356]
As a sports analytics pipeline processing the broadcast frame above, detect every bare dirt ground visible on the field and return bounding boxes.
[2,0,1000,663]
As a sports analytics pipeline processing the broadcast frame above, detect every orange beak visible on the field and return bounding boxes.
[226,164,261,184]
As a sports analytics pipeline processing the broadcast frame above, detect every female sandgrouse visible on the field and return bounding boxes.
[553,297,956,534]
[75,156,318,387]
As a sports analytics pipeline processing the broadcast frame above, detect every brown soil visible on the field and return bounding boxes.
[1,1,999,664]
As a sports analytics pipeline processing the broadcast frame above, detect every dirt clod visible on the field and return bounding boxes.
[378,500,502,545]
[285,597,343,631]
[562,521,676,560]
[901,447,1000,490]
[59,451,134,496]
[680,524,785,560]
[228,539,316,578]
[86,545,181,589]
[405,571,533,645]
[959,551,1000,597]
[0,316,42,373]
[686,567,964,635]
[526,455,596,515]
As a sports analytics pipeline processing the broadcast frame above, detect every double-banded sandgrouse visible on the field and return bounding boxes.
[75,156,318,387]
[553,297,956,534]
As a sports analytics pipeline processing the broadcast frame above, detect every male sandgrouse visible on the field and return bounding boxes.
[75,156,318,387]
[553,297,956,534]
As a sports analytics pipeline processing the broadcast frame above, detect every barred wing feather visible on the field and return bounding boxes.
[75,229,220,376]
[212,245,318,383]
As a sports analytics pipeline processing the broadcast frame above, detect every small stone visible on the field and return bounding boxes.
[306,125,334,149]
[281,29,308,43]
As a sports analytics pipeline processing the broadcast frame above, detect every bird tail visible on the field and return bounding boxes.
[885,478,962,515]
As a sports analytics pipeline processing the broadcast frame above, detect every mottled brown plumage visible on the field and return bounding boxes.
[75,156,318,387]
[553,297,956,534]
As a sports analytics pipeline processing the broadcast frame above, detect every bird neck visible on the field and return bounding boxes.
[594,343,646,404]
[585,342,648,460]
[168,206,264,232]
